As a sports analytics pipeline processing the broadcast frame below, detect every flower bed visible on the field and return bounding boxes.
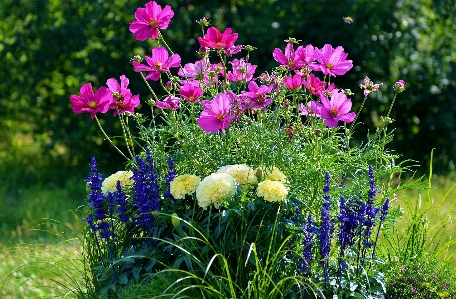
[69,1,456,298]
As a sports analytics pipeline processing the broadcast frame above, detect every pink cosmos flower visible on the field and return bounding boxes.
[155,95,181,110]
[133,47,181,81]
[226,58,257,83]
[314,90,356,127]
[394,79,405,93]
[70,83,112,119]
[178,82,204,103]
[178,58,213,84]
[303,73,326,96]
[224,45,243,57]
[283,74,304,90]
[106,75,140,116]
[273,43,311,70]
[241,81,274,110]
[359,76,383,98]
[198,27,238,50]
[129,1,174,41]
[197,93,236,133]
[309,44,353,76]
[299,101,321,117]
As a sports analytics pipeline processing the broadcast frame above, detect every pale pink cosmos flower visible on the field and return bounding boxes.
[106,75,140,116]
[394,79,405,93]
[309,44,353,76]
[299,101,321,117]
[226,58,257,83]
[273,43,311,70]
[70,83,112,119]
[198,27,238,50]
[133,47,181,81]
[178,58,213,84]
[155,95,181,110]
[283,74,304,90]
[241,81,274,110]
[197,93,236,133]
[224,45,243,57]
[359,76,383,98]
[178,82,204,103]
[129,1,174,41]
[314,90,356,127]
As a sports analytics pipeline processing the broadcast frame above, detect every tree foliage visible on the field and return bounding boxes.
[1,0,455,177]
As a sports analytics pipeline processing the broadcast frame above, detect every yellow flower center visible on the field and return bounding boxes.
[217,113,224,120]
[149,19,157,26]
[329,108,339,117]
[326,63,333,70]
[89,101,97,109]
[155,62,163,69]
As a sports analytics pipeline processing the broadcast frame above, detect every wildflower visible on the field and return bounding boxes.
[283,74,304,90]
[320,172,332,284]
[170,174,201,199]
[178,58,211,83]
[315,90,356,128]
[303,73,327,96]
[380,198,390,222]
[164,157,177,199]
[156,95,181,110]
[129,1,174,41]
[198,26,238,50]
[115,181,129,224]
[299,101,321,117]
[216,164,257,188]
[257,180,288,202]
[226,58,257,82]
[178,82,204,103]
[359,76,383,99]
[273,43,309,70]
[197,93,236,133]
[132,47,181,81]
[224,45,243,56]
[309,44,353,76]
[394,79,406,93]
[196,173,237,209]
[70,83,112,119]
[106,75,140,116]
[299,214,314,275]
[241,81,274,110]
[101,170,134,194]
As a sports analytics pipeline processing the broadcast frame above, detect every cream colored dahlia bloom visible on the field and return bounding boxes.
[216,164,257,188]
[170,174,201,199]
[256,180,288,202]
[257,166,287,183]
[101,171,134,194]
[196,173,238,209]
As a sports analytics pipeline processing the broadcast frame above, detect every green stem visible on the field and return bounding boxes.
[140,72,159,102]
[94,116,128,160]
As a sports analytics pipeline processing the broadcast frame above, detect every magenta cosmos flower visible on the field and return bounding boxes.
[283,74,304,90]
[70,83,112,119]
[241,81,274,110]
[314,90,356,127]
[197,93,235,133]
[155,95,181,110]
[310,44,353,76]
[226,58,257,83]
[273,43,314,70]
[299,101,321,117]
[129,1,174,41]
[106,75,140,116]
[178,82,204,103]
[198,27,238,50]
[133,47,181,81]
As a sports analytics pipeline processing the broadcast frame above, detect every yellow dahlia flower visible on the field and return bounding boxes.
[101,171,134,194]
[257,166,287,183]
[196,173,237,209]
[170,174,201,199]
[256,180,288,202]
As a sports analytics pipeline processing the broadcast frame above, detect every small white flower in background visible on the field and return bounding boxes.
[257,180,288,202]
[101,171,134,194]
[216,164,257,188]
[170,174,201,199]
[196,173,238,209]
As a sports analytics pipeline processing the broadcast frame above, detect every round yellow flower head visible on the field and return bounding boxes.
[196,173,238,209]
[216,164,257,188]
[257,180,288,202]
[257,166,287,183]
[170,174,201,199]
[101,171,134,194]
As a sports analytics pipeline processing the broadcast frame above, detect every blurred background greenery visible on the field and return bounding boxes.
[0,0,455,238]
